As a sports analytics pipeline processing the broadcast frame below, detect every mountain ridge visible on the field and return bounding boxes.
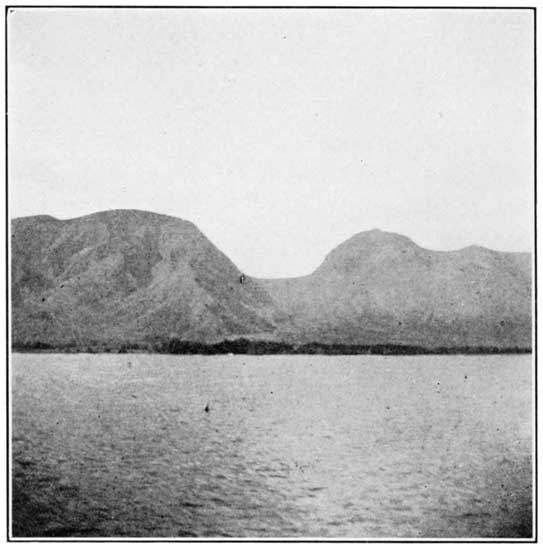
[11,209,532,350]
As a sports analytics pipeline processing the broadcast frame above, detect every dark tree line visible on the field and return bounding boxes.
[12,338,532,355]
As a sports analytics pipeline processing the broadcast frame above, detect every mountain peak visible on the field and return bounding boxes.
[71,209,194,227]
[362,228,386,235]
[347,229,417,246]
[317,229,419,273]
[14,209,196,228]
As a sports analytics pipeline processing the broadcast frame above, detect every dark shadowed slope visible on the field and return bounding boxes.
[12,212,531,350]
[12,210,286,347]
[259,230,532,348]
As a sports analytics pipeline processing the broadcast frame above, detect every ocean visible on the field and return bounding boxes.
[11,353,533,538]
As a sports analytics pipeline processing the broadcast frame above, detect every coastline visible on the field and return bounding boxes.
[11,338,532,356]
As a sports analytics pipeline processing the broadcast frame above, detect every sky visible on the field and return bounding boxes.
[8,8,534,277]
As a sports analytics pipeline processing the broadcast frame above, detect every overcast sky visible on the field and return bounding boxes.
[8,8,534,277]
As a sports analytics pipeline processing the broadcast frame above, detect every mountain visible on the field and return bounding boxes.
[11,210,287,348]
[259,230,532,348]
[11,210,532,350]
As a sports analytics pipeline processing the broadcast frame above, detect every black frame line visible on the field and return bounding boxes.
[4,2,8,545]
[0,5,539,7]
[4,4,538,544]
[536,4,539,544]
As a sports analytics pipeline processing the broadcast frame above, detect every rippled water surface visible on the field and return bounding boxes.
[11,354,532,538]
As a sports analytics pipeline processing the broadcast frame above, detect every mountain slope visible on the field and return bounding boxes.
[11,211,532,350]
[12,210,286,346]
[259,230,532,347]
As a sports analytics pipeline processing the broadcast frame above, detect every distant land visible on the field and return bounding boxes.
[11,209,532,354]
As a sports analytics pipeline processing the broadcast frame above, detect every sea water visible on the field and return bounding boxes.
[11,353,533,538]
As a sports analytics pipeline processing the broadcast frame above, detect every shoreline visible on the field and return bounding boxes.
[11,338,532,356]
